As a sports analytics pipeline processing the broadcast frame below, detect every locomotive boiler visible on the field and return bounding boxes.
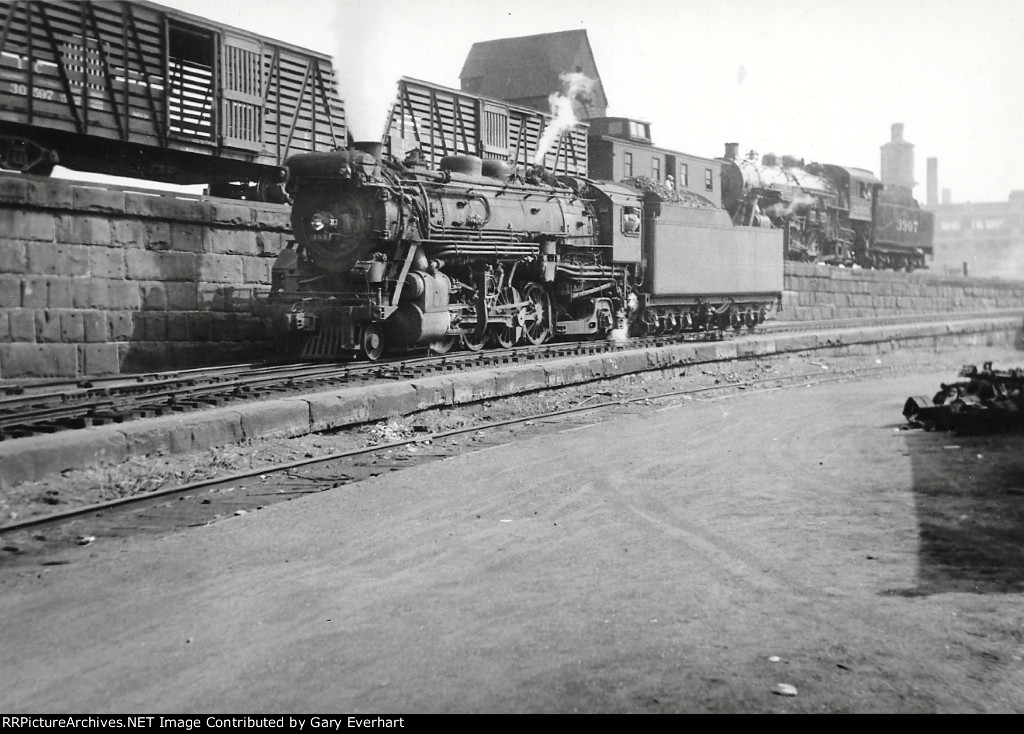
[271,144,783,360]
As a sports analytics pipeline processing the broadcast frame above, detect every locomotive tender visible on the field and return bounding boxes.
[273,141,783,361]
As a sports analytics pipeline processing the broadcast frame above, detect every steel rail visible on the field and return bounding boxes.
[0,363,898,536]
[0,310,1018,439]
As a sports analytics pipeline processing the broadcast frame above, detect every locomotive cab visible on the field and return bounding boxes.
[586,182,645,262]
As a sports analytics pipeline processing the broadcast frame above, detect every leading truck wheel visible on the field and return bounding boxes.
[359,323,385,361]
[429,336,457,355]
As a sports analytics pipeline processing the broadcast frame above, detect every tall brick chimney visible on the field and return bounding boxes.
[880,122,915,192]
[926,157,938,207]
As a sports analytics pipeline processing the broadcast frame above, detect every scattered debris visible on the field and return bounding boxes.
[768,656,781,663]
[363,420,414,443]
[75,535,95,546]
[773,683,798,697]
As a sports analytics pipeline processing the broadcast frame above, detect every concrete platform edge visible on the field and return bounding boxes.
[1,317,1019,489]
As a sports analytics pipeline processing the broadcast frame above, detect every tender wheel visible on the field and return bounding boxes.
[745,308,758,330]
[520,282,553,345]
[429,335,457,355]
[359,323,385,361]
[631,316,651,338]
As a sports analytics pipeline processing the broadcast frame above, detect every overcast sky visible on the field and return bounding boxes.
[145,0,1023,203]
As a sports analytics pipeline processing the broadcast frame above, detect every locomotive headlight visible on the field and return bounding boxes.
[309,211,338,232]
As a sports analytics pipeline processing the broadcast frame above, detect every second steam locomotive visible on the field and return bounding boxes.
[719,144,934,271]
[272,144,782,360]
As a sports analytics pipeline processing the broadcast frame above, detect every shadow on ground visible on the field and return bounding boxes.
[896,427,1024,596]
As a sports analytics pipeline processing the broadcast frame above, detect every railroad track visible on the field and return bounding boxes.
[0,309,1019,441]
[0,331,720,440]
[0,363,904,567]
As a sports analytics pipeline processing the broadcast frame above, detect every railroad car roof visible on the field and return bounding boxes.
[399,76,590,130]
[595,135,719,164]
[131,0,336,60]
[823,164,880,184]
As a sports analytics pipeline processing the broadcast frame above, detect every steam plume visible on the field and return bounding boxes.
[533,72,595,166]
[766,193,817,217]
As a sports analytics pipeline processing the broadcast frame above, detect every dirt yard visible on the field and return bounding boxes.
[1,345,1023,713]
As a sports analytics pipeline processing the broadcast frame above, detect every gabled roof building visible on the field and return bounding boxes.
[460,30,608,119]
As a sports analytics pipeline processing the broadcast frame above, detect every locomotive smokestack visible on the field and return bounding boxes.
[725,142,739,161]
[353,141,384,159]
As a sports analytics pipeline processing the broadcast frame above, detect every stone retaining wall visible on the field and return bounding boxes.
[4,176,1024,380]
[779,262,1024,321]
[0,176,290,379]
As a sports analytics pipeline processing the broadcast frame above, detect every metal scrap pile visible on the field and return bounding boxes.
[903,362,1024,433]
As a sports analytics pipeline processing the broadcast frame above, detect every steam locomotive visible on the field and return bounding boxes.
[271,144,783,360]
[719,144,934,270]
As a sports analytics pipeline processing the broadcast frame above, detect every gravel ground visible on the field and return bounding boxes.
[3,344,1018,525]
[1,341,1022,712]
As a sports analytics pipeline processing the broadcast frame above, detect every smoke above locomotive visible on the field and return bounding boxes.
[534,72,597,166]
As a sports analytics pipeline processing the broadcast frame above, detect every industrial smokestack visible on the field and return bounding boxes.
[881,122,915,191]
[724,142,739,160]
[927,157,938,207]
